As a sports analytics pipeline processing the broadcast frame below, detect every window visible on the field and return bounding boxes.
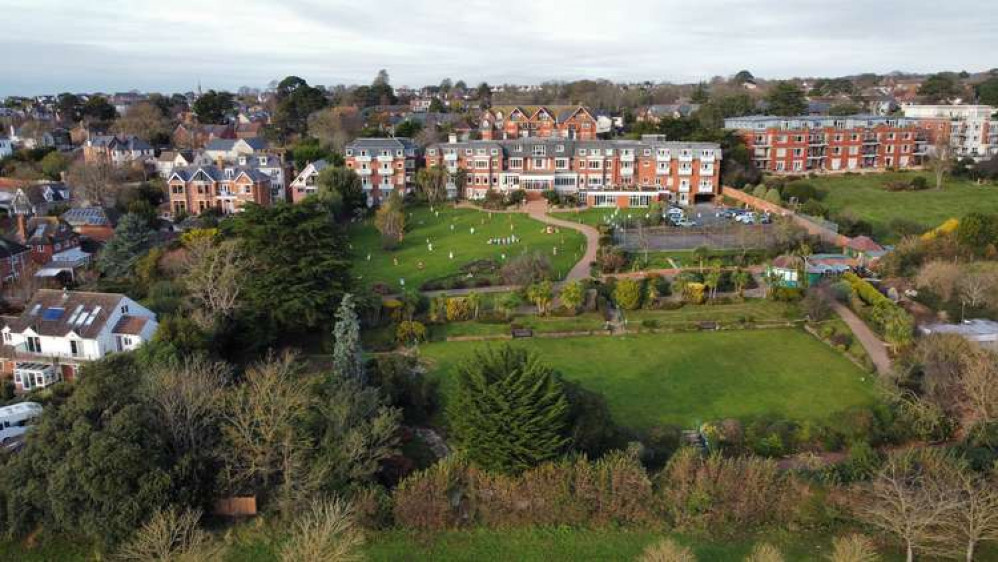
[509,158,523,169]
[532,145,546,156]
[555,158,569,170]
[26,336,41,354]
[70,340,79,357]
[2,332,10,342]
[121,305,129,313]
[532,158,545,168]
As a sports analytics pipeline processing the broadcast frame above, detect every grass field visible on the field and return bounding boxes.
[350,206,587,291]
[808,171,998,240]
[551,206,642,227]
[4,527,927,562]
[419,328,876,429]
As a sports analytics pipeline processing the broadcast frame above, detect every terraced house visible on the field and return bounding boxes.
[343,138,419,206]
[479,105,604,140]
[82,134,154,166]
[724,115,927,173]
[424,135,722,207]
[167,164,272,216]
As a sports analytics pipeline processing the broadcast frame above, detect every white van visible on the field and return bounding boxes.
[0,402,43,443]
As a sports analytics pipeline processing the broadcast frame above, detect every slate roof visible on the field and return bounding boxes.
[205,137,268,152]
[346,137,417,152]
[169,164,271,183]
[3,290,126,339]
[23,217,76,246]
[61,207,112,227]
[427,137,721,156]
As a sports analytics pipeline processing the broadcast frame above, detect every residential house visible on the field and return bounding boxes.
[0,238,30,284]
[479,105,600,141]
[424,135,722,207]
[919,319,998,351]
[0,290,158,391]
[344,138,420,206]
[724,115,928,173]
[13,216,81,265]
[410,97,434,113]
[0,180,70,217]
[172,123,235,149]
[61,207,116,242]
[289,159,330,203]
[203,137,269,161]
[155,149,202,178]
[82,134,155,167]
[167,164,273,216]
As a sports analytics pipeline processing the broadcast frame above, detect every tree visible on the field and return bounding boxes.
[704,264,722,301]
[66,158,122,205]
[278,498,364,562]
[99,212,155,279]
[448,345,569,473]
[829,102,863,116]
[858,449,962,562]
[733,269,752,298]
[39,150,70,180]
[113,101,172,143]
[307,107,364,152]
[0,355,176,544]
[690,82,710,104]
[192,90,235,124]
[733,70,755,85]
[828,535,879,562]
[315,167,365,218]
[56,92,83,123]
[115,507,222,562]
[221,352,311,507]
[745,543,784,562]
[764,188,782,205]
[501,252,554,286]
[975,77,998,106]
[224,201,352,333]
[960,348,998,425]
[765,82,807,116]
[332,294,365,382]
[273,76,328,142]
[82,95,118,123]
[926,133,953,190]
[918,74,962,103]
[374,190,406,249]
[527,280,554,315]
[936,458,998,562]
[638,538,697,562]
[613,278,643,310]
[559,280,585,313]
[957,212,998,254]
[415,166,450,204]
[181,237,248,330]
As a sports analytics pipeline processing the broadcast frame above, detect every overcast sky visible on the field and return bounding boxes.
[1,0,995,96]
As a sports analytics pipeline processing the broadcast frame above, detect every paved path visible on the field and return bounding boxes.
[827,295,892,375]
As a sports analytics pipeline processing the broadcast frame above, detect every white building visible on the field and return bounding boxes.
[203,138,287,202]
[289,159,330,202]
[0,290,158,392]
[0,136,12,159]
[901,104,998,161]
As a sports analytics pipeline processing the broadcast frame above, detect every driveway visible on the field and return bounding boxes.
[827,297,892,375]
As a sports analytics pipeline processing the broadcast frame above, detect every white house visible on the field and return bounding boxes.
[289,159,329,202]
[0,290,158,392]
[204,137,268,161]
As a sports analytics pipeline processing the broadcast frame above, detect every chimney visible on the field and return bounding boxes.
[16,214,27,243]
[448,133,457,144]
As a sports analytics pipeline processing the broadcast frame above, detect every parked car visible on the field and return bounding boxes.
[760,213,772,224]
[676,219,700,228]
[736,212,757,224]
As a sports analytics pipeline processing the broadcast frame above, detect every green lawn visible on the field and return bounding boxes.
[626,300,796,328]
[419,328,876,429]
[350,206,586,291]
[808,171,998,240]
[551,206,644,227]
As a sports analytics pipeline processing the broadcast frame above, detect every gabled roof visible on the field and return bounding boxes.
[3,290,127,339]
[23,217,76,246]
[205,137,268,152]
[847,236,884,253]
[170,165,270,183]
[112,315,149,335]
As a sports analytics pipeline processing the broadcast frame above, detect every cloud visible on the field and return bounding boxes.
[1,0,995,95]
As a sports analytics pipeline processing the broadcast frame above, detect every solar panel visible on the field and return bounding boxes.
[41,307,64,321]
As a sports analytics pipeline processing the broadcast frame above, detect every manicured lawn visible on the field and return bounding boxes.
[626,299,797,328]
[419,328,876,429]
[807,171,998,240]
[350,206,586,291]
[551,206,645,227]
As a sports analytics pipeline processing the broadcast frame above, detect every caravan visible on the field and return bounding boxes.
[0,402,43,444]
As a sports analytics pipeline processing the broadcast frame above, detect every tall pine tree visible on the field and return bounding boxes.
[332,293,365,382]
[448,345,569,473]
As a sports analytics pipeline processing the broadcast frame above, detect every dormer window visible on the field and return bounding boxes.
[238,156,247,165]
[258,157,267,165]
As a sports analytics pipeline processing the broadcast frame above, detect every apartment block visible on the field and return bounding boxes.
[424,135,722,208]
[901,105,997,161]
[167,164,273,216]
[479,105,601,141]
[343,138,419,206]
[724,115,927,173]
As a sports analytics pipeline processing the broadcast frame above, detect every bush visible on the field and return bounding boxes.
[445,298,472,322]
[613,278,643,310]
[500,252,553,286]
[396,320,427,346]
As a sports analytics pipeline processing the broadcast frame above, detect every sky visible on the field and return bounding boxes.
[1,0,995,96]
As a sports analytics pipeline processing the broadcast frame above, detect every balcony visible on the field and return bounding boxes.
[656,152,671,161]
[678,167,693,176]
[444,153,458,161]
[357,168,373,176]
[620,153,635,162]
[376,154,394,162]
[377,167,394,175]
[678,183,691,193]
[700,166,715,176]
[862,136,879,144]
[808,137,826,146]
[697,184,714,194]
[353,155,372,163]
[678,153,693,162]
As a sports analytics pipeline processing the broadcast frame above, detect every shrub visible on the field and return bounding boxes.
[500,252,553,286]
[613,278,643,310]
[764,188,782,205]
[752,184,769,198]
[445,298,472,322]
[395,321,427,346]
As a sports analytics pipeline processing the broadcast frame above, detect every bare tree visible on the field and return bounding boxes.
[958,270,997,311]
[926,132,953,190]
[828,534,879,562]
[66,158,122,206]
[221,352,312,508]
[181,238,250,330]
[637,539,697,562]
[279,498,365,562]
[145,356,231,456]
[858,449,961,562]
[915,260,962,302]
[113,101,172,142]
[115,507,222,562]
[307,107,363,152]
[938,462,998,562]
[960,348,998,425]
